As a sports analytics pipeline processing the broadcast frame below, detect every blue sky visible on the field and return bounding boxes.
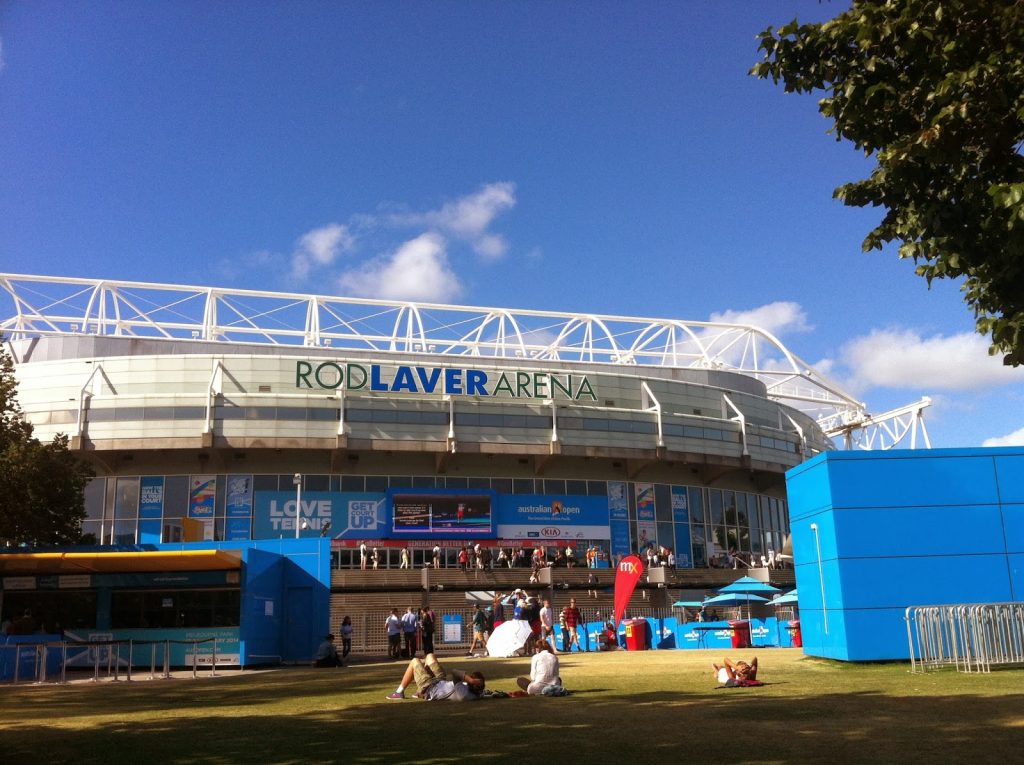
[1,1,1022,447]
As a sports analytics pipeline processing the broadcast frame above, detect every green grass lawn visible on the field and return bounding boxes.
[3,649,1023,764]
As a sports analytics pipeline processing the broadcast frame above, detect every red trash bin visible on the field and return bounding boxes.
[789,619,802,648]
[728,620,751,649]
[623,618,648,651]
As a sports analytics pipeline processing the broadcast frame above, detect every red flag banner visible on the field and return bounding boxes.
[613,554,645,629]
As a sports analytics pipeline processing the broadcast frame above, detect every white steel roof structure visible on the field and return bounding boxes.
[0,273,929,450]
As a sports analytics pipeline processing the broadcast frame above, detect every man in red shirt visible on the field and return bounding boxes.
[561,598,586,652]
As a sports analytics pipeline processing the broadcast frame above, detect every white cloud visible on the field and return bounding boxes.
[338,232,462,303]
[386,182,516,260]
[841,328,1020,392]
[709,301,811,337]
[983,427,1024,447]
[291,223,354,281]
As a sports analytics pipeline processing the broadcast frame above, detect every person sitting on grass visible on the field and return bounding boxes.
[712,656,759,687]
[386,653,485,701]
[516,639,561,695]
[314,634,342,667]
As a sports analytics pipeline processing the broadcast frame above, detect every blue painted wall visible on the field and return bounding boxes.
[153,538,332,665]
[786,447,1024,661]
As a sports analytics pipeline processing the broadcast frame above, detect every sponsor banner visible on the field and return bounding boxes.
[139,476,165,519]
[671,486,688,524]
[496,524,609,541]
[498,494,610,526]
[189,475,216,519]
[330,538,567,549]
[613,555,645,628]
[253,491,386,539]
[226,475,254,518]
[608,482,629,521]
[636,483,655,521]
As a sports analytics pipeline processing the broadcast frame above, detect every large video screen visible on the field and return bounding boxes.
[389,490,495,536]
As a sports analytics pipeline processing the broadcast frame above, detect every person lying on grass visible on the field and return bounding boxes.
[387,653,485,701]
[712,656,759,687]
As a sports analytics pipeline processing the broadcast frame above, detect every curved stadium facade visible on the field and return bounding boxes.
[2,274,852,570]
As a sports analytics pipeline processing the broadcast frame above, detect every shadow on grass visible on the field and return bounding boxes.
[4,661,1024,764]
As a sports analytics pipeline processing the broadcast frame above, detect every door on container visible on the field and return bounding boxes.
[284,586,313,663]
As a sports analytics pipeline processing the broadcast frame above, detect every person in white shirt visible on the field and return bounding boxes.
[516,640,561,695]
[360,542,368,570]
[432,545,441,568]
[400,547,410,569]
[539,598,558,653]
[385,609,402,659]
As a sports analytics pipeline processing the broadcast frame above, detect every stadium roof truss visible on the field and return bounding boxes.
[0,274,930,451]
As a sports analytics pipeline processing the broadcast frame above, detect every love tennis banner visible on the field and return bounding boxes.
[613,554,645,628]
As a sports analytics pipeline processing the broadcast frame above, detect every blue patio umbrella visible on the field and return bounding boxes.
[703,592,770,624]
[702,592,770,607]
[770,590,799,606]
[672,601,705,608]
[717,576,781,596]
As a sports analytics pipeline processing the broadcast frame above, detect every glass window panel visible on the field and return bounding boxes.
[305,475,330,491]
[512,479,534,495]
[654,484,672,522]
[688,487,705,525]
[412,476,437,489]
[566,480,587,496]
[341,475,365,492]
[490,478,512,494]
[586,481,607,497]
[543,479,566,495]
[365,476,388,492]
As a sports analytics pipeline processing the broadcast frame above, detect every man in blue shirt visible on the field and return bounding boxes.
[401,606,419,658]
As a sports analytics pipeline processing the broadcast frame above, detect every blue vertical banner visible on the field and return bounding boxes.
[608,481,628,521]
[138,476,164,544]
[672,486,693,567]
[225,475,253,540]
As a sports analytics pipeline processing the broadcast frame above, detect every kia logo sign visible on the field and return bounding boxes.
[540,527,561,537]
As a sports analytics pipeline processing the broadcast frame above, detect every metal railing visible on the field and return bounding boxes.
[0,638,222,685]
[906,602,1024,673]
[340,606,674,656]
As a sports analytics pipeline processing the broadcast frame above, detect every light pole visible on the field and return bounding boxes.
[293,473,302,540]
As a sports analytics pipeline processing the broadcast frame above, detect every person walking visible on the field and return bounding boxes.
[400,547,410,569]
[561,598,585,652]
[540,598,558,653]
[467,604,489,656]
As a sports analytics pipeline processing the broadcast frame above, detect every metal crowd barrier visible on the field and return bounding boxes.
[0,637,221,685]
[905,602,1024,673]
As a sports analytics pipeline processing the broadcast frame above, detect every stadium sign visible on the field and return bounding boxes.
[295,361,597,401]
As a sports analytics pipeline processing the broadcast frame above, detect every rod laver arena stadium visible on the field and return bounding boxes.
[0,274,932,665]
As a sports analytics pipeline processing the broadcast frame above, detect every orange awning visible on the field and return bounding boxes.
[0,550,242,575]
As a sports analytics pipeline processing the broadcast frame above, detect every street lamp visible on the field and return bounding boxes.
[293,473,302,539]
